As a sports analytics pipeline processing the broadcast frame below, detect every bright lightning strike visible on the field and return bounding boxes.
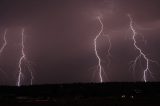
[0,29,7,55]
[17,28,25,86]
[94,16,104,83]
[17,28,33,86]
[128,14,155,82]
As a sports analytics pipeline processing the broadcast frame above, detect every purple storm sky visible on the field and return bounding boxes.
[0,0,160,85]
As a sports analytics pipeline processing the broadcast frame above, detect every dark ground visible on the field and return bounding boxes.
[0,82,160,106]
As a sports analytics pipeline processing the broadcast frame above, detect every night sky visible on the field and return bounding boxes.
[0,0,160,85]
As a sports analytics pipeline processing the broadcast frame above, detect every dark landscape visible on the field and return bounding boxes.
[0,82,160,106]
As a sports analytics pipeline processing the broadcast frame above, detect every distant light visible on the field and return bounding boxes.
[130,95,134,99]
[121,94,125,98]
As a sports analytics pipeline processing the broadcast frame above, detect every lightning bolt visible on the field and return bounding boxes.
[128,14,156,82]
[0,29,7,55]
[0,29,8,83]
[106,34,112,70]
[94,16,104,83]
[17,28,33,86]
